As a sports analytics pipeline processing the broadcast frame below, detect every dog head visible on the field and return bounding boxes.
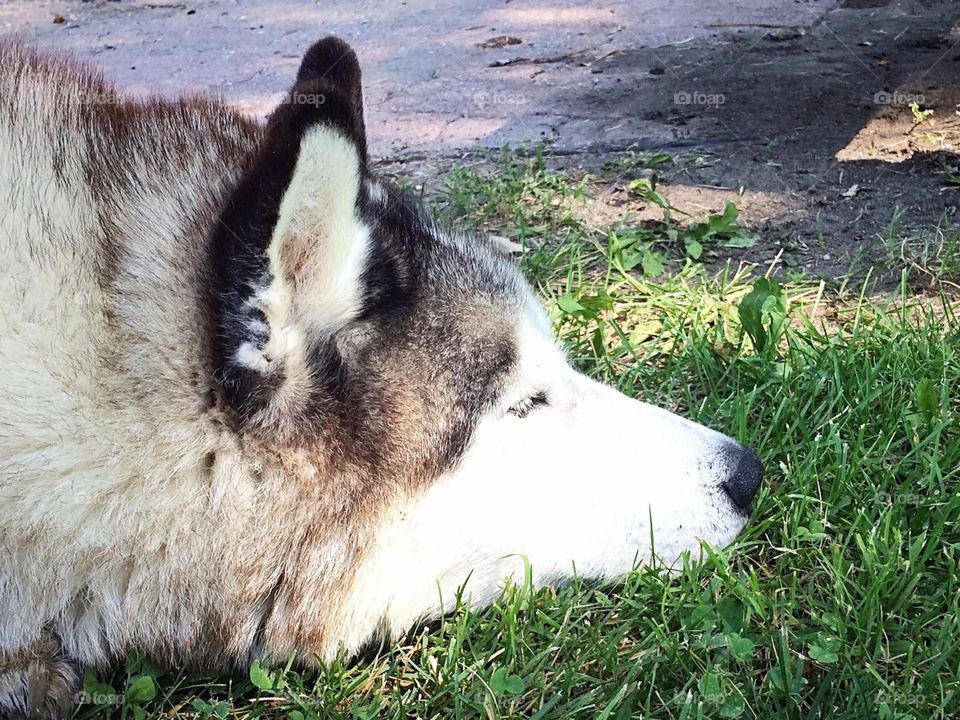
[209,37,762,657]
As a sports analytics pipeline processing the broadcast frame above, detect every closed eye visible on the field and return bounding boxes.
[508,391,548,418]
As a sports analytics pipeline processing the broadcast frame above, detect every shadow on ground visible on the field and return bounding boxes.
[2,0,959,283]
[461,0,960,283]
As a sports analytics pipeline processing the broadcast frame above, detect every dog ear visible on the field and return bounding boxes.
[209,37,371,435]
[295,35,366,157]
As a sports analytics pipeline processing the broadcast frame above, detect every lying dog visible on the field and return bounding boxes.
[0,37,762,719]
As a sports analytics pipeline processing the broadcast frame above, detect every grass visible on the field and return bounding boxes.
[879,209,960,288]
[77,152,960,720]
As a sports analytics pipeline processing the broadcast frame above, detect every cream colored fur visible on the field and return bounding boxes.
[0,46,383,689]
[0,42,757,720]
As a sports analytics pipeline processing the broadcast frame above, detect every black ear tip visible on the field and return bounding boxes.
[275,36,367,163]
[297,36,361,87]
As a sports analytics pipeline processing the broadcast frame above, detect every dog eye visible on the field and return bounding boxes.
[508,392,548,418]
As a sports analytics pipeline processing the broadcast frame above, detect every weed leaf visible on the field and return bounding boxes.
[125,675,157,704]
[490,667,525,695]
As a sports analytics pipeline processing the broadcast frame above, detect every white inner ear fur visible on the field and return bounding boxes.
[238,126,371,375]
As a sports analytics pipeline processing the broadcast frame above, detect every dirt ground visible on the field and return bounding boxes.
[2,0,959,283]
[574,0,960,283]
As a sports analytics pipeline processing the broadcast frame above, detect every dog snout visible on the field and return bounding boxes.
[720,445,763,510]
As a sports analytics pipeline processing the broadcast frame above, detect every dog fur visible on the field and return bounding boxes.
[0,38,762,719]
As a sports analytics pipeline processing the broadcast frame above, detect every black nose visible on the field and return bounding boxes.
[721,446,763,510]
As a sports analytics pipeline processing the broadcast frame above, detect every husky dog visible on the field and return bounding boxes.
[0,37,762,718]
